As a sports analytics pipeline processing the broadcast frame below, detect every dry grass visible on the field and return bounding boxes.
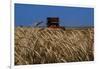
[15,27,94,65]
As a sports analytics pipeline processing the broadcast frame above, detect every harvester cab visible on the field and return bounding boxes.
[47,17,59,28]
[46,17,65,30]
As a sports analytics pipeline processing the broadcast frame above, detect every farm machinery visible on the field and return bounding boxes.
[34,17,65,30]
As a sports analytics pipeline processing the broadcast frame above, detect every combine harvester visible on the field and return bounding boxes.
[47,17,65,30]
[33,17,65,30]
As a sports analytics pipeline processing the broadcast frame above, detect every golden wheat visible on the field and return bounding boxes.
[15,27,94,65]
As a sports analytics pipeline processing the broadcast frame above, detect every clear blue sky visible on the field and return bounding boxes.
[15,3,94,27]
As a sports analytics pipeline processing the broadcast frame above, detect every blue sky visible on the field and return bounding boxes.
[15,3,94,27]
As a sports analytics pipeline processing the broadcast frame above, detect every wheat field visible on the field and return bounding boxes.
[15,27,94,65]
